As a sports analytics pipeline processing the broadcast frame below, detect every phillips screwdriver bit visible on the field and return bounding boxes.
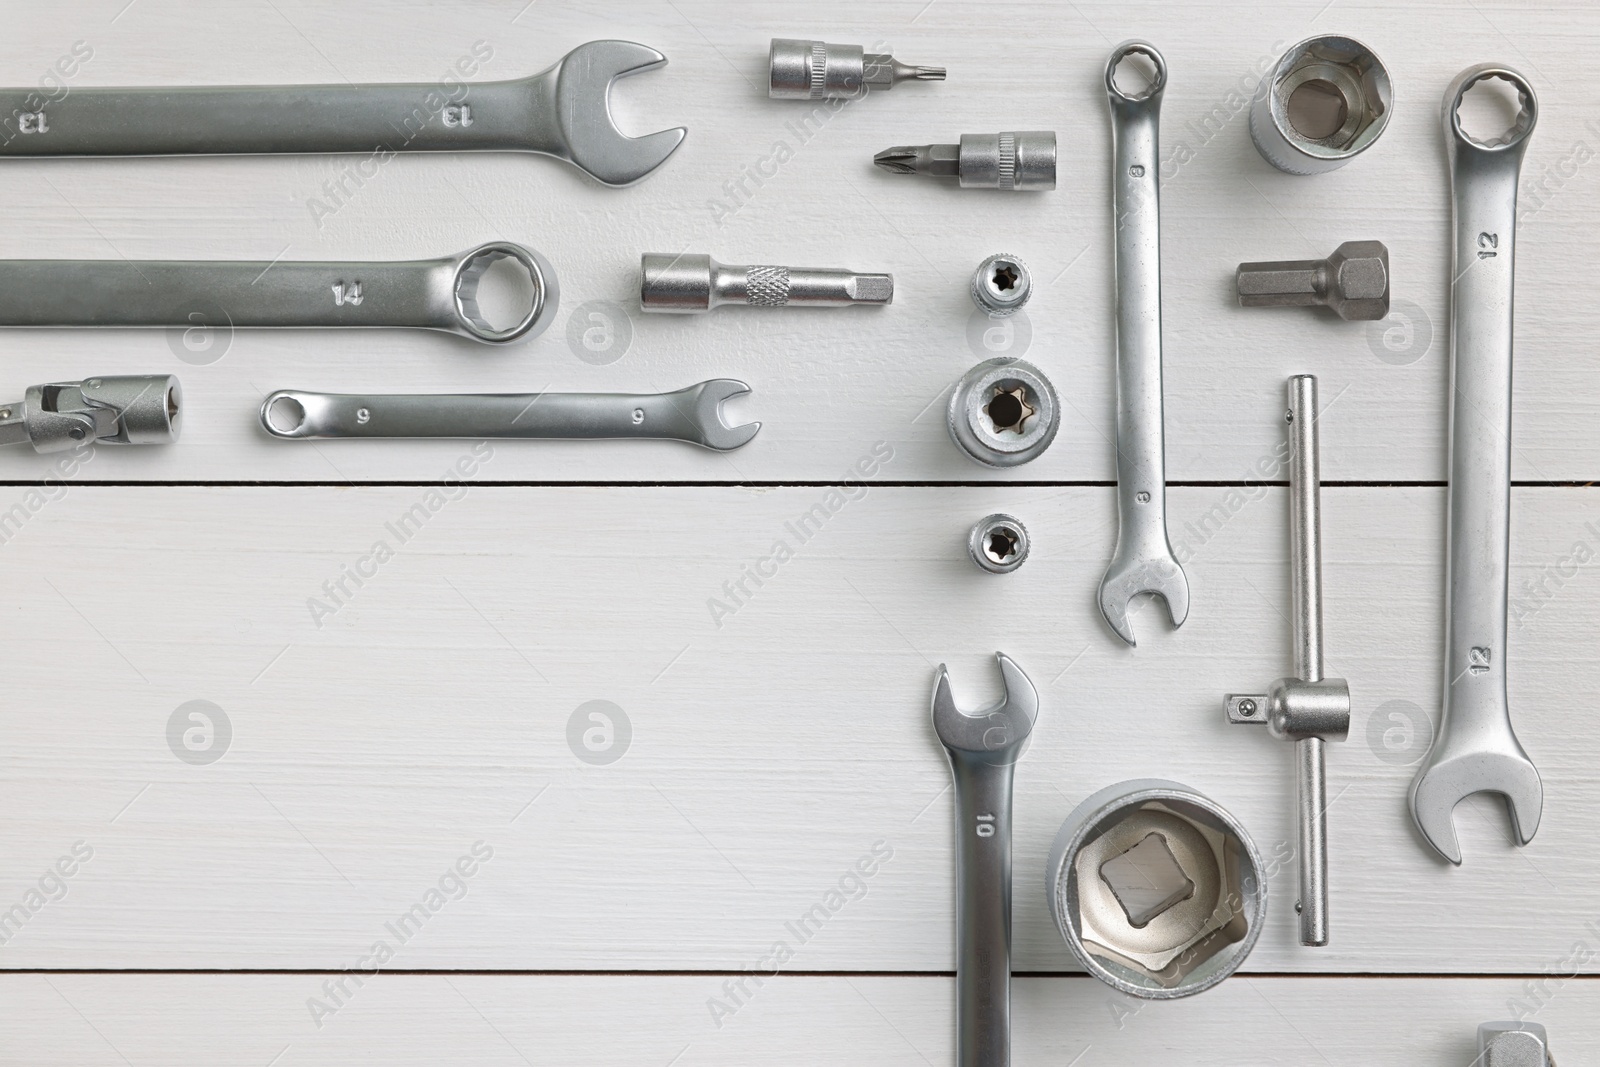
[639,254,893,314]
[768,39,944,100]
[874,131,1057,190]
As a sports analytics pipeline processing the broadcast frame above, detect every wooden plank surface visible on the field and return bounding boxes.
[0,1,1592,482]
[1,485,1595,972]
[2,0,1597,1061]
[3,975,1595,1066]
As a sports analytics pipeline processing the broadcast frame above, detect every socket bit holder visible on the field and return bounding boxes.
[0,375,181,452]
[1250,36,1392,174]
[947,357,1059,468]
[968,514,1029,574]
[1236,240,1389,321]
[639,253,892,313]
[768,39,944,100]
[874,132,1056,191]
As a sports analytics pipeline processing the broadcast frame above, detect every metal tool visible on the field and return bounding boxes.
[0,375,180,452]
[1236,240,1389,321]
[0,242,557,345]
[969,255,1031,317]
[931,652,1038,1067]
[1097,41,1189,647]
[968,515,1029,574]
[768,39,944,99]
[638,253,891,313]
[1046,779,1266,998]
[260,380,759,451]
[1478,1021,1553,1067]
[0,40,685,187]
[1250,36,1392,175]
[1410,65,1542,865]
[1225,376,1350,947]
[946,358,1059,468]
[873,132,1056,191]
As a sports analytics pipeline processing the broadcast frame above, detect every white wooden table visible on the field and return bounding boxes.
[2,1,1596,1063]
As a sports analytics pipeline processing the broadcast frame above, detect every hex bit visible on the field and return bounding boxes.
[1236,240,1389,320]
[638,253,892,313]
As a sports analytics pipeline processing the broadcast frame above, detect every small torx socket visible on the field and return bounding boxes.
[874,131,1056,190]
[1236,240,1389,321]
[768,39,944,100]
[639,253,893,314]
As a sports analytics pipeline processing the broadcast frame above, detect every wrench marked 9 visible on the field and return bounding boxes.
[1097,41,1191,648]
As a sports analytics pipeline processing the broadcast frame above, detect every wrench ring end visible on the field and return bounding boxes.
[1445,65,1538,153]
[260,391,314,439]
[450,242,559,345]
[1104,40,1167,104]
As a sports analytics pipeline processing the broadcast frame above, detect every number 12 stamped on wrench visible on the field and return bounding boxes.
[1098,42,1190,647]
[1410,65,1543,865]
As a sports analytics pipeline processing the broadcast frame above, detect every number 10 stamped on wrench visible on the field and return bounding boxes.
[931,654,1038,1067]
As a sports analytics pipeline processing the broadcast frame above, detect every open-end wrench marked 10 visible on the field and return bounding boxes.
[1409,65,1542,865]
[260,380,760,452]
[0,242,557,345]
[931,652,1038,1067]
[0,41,685,187]
[1097,41,1190,647]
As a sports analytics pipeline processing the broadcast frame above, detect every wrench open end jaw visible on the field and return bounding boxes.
[553,41,687,187]
[931,652,1039,760]
[679,379,760,452]
[1409,749,1542,866]
[1097,552,1190,648]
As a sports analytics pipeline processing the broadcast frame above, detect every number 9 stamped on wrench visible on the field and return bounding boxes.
[1098,43,1190,647]
[1409,66,1542,865]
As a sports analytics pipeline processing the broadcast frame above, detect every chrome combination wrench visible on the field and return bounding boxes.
[0,40,685,187]
[931,653,1039,1067]
[260,380,760,451]
[0,242,556,345]
[1410,65,1542,865]
[1097,42,1190,647]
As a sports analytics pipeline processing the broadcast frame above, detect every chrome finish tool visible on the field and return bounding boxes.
[1410,65,1542,865]
[260,380,759,451]
[0,41,685,186]
[931,653,1038,1067]
[1097,41,1189,646]
[1225,375,1351,946]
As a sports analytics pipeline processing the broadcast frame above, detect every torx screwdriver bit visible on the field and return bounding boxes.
[769,39,944,100]
[639,254,893,314]
[874,131,1056,190]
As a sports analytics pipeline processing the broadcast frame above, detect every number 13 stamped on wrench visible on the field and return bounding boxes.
[1098,43,1190,647]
